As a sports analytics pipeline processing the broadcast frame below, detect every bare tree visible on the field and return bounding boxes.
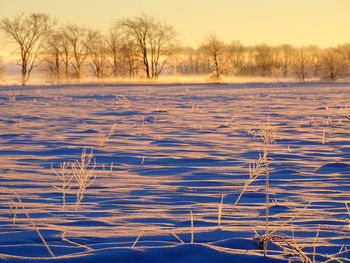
[57,29,71,80]
[253,44,276,77]
[41,30,63,84]
[176,46,211,75]
[275,44,294,77]
[106,27,124,77]
[0,13,53,85]
[86,29,108,80]
[227,41,246,75]
[308,46,321,77]
[61,24,90,79]
[320,47,349,81]
[201,32,225,78]
[290,48,313,81]
[106,27,141,78]
[120,39,140,78]
[118,15,177,79]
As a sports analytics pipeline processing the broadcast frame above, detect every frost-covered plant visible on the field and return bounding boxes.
[52,161,73,214]
[259,123,277,239]
[71,149,96,212]
[97,123,117,147]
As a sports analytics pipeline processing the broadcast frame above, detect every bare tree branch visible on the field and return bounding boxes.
[0,13,53,85]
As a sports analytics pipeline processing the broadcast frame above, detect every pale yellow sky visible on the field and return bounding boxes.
[0,0,349,57]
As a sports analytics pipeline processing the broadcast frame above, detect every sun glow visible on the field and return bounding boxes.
[0,0,349,48]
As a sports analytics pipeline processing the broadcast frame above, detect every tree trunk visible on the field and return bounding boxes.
[214,55,220,78]
[21,66,26,86]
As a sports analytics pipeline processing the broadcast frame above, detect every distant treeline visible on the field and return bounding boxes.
[0,13,349,85]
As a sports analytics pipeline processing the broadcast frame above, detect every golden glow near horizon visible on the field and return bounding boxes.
[0,0,349,57]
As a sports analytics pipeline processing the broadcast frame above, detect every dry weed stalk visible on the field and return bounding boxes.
[170,231,185,244]
[345,202,350,226]
[291,223,296,246]
[251,124,313,261]
[238,124,320,261]
[132,231,143,247]
[61,231,94,252]
[232,154,264,210]
[313,225,321,263]
[229,158,263,227]
[257,201,311,258]
[98,123,117,147]
[9,200,18,225]
[255,225,315,263]
[190,210,194,244]
[259,123,277,239]
[218,194,224,226]
[224,116,235,127]
[230,123,277,255]
[322,256,348,263]
[324,246,350,263]
[71,149,96,212]
[256,233,312,263]
[255,202,313,262]
[14,193,55,258]
[51,161,73,214]
[269,201,311,236]
[322,129,326,144]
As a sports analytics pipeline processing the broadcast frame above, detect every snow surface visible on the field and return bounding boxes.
[0,82,349,262]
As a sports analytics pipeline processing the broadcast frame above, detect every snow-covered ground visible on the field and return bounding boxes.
[0,83,349,262]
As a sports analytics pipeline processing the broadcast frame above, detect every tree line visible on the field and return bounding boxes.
[0,13,349,85]
[194,34,350,82]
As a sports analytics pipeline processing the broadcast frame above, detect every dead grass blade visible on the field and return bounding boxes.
[15,193,55,258]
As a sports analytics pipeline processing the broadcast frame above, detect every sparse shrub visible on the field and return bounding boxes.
[71,149,96,213]
[51,161,74,214]
[52,148,96,214]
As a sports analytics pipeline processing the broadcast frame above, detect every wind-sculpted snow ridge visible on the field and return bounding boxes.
[0,83,349,262]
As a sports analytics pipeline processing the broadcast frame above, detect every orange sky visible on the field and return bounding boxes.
[0,0,349,58]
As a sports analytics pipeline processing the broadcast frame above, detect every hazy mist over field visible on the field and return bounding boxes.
[0,0,349,85]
